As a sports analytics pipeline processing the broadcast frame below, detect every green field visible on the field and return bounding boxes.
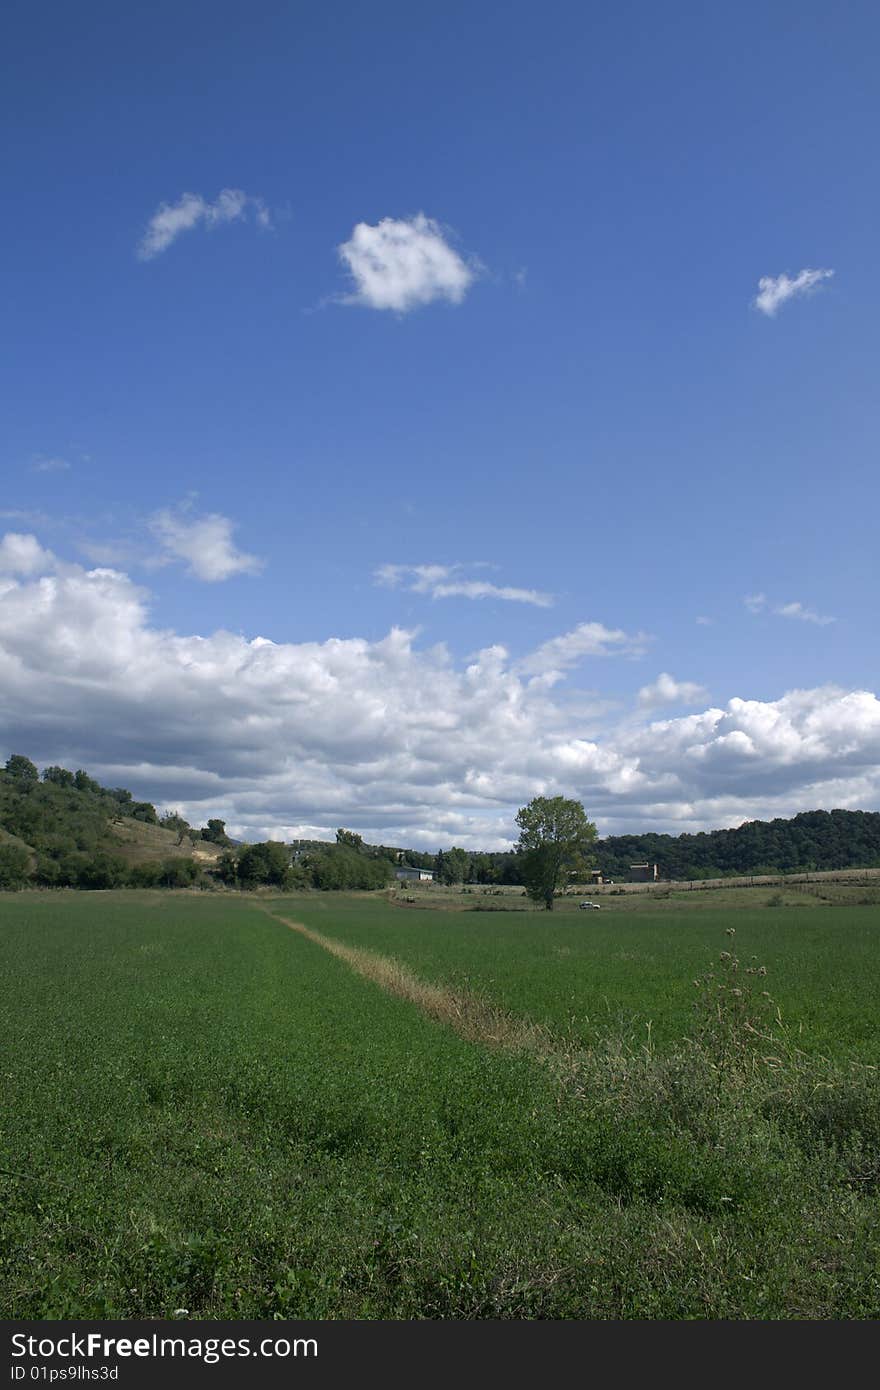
[290,892,880,1059]
[1,890,879,1319]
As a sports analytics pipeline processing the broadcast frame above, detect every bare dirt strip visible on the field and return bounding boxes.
[262,908,550,1058]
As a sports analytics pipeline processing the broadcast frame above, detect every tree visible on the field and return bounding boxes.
[5,754,38,783]
[439,846,470,885]
[237,841,293,888]
[310,846,391,891]
[73,769,101,793]
[515,796,597,910]
[42,765,75,788]
[0,843,31,889]
[160,811,192,846]
[336,828,364,852]
[157,857,200,888]
[470,853,495,884]
[215,851,239,886]
[202,818,231,846]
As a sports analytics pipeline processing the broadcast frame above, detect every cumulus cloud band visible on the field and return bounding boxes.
[2,536,877,847]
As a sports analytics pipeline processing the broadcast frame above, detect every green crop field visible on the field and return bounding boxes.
[287,892,880,1060]
[1,890,879,1319]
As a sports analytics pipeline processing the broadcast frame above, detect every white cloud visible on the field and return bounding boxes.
[637,673,709,709]
[376,562,553,607]
[1,548,878,847]
[0,533,57,575]
[518,622,650,677]
[744,593,835,625]
[337,214,477,312]
[149,510,263,582]
[754,267,834,317]
[774,601,835,627]
[137,189,270,260]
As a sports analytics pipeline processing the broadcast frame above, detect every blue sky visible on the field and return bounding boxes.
[2,1,879,847]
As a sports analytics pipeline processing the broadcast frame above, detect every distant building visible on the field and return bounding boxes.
[629,862,659,882]
[590,869,605,885]
[394,866,435,883]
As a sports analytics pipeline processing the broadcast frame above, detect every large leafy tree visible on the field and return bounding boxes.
[237,841,292,888]
[515,796,597,910]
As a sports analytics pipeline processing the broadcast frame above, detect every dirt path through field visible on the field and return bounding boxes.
[262,908,550,1057]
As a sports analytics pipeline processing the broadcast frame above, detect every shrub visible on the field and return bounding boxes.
[0,843,31,889]
[75,853,128,890]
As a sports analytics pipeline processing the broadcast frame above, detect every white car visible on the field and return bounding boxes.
[578,900,601,910]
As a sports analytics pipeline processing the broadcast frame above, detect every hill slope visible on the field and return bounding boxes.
[0,756,224,888]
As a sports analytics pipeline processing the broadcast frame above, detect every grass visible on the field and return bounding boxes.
[2,890,879,1318]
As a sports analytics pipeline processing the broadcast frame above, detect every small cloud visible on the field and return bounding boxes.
[150,509,263,581]
[774,600,835,626]
[29,455,70,474]
[696,615,713,626]
[638,672,708,709]
[137,189,271,261]
[519,621,650,677]
[745,592,834,625]
[754,267,834,317]
[337,214,478,312]
[375,562,552,607]
[433,579,552,605]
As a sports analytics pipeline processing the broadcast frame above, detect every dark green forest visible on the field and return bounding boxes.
[594,810,880,880]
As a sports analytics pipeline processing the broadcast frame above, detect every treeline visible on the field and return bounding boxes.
[365,810,880,885]
[407,811,880,883]
[594,810,880,880]
[214,833,393,891]
[0,838,396,893]
[4,751,880,892]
